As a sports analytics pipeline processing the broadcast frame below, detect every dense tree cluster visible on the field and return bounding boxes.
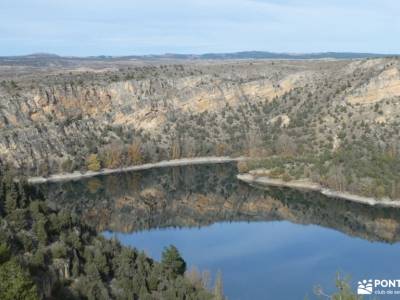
[0,172,215,299]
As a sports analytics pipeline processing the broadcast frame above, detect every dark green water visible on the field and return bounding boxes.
[37,164,400,299]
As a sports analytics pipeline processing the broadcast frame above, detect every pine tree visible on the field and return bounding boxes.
[161,245,186,276]
[0,243,10,264]
[34,216,48,246]
[17,181,28,208]
[0,186,4,217]
[0,259,39,300]
[5,182,18,214]
[0,177,5,212]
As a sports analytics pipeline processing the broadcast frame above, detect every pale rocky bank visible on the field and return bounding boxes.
[237,172,400,208]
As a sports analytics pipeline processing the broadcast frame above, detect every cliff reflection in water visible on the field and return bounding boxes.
[39,163,400,243]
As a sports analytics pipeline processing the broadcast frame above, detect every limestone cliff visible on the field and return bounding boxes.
[0,57,399,175]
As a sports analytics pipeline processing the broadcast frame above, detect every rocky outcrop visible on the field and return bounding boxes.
[347,67,400,104]
[1,58,400,175]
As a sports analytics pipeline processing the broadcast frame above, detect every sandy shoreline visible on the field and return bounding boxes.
[28,156,246,184]
[237,173,400,208]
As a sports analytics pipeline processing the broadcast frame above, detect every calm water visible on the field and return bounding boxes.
[39,163,400,299]
[104,222,400,300]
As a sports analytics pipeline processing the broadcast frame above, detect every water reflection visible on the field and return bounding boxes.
[39,163,400,243]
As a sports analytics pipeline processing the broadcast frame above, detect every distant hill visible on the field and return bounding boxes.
[121,51,398,60]
[0,51,398,65]
[197,51,397,60]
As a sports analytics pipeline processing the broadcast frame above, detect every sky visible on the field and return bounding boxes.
[0,0,399,56]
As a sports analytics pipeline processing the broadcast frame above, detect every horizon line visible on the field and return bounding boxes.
[1,50,399,59]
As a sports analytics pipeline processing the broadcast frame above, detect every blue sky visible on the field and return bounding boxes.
[0,0,399,56]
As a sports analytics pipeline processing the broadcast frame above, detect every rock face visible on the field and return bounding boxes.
[347,67,400,104]
[0,57,399,175]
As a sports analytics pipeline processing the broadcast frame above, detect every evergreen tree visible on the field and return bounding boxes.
[34,216,48,246]
[0,259,39,300]
[0,193,3,217]
[93,249,109,278]
[0,243,10,264]
[0,174,212,299]
[4,182,18,214]
[161,245,186,276]
[0,178,5,216]
[17,181,28,208]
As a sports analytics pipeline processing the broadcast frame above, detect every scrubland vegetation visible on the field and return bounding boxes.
[244,139,400,199]
[2,58,400,202]
[63,59,399,200]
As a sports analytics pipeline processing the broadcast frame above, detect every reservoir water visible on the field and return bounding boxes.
[38,163,400,299]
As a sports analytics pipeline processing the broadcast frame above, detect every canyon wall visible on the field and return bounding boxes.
[0,58,399,175]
